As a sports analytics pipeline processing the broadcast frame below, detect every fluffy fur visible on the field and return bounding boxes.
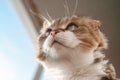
[36,16,118,80]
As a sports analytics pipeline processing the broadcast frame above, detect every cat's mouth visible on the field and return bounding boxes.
[51,39,80,49]
[46,35,69,48]
[51,40,67,48]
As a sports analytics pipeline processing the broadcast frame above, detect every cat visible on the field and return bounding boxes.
[36,15,119,80]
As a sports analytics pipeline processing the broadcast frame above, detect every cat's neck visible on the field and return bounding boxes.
[44,50,107,80]
[45,49,105,70]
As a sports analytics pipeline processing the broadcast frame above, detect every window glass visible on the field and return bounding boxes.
[0,0,38,80]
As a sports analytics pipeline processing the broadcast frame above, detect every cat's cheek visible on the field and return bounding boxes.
[43,35,54,53]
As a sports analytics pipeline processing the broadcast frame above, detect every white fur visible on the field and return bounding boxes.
[55,31,81,48]
[41,31,108,80]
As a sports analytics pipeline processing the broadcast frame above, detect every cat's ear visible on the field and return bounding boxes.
[91,20,101,30]
[90,20,108,50]
[97,35,108,50]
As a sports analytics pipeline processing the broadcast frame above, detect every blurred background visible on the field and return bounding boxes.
[0,0,120,80]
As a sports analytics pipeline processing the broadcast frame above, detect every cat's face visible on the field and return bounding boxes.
[37,16,107,61]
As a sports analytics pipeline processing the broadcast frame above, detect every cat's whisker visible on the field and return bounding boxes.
[41,15,51,26]
[46,10,53,22]
[67,0,71,16]
[30,9,51,26]
[30,9,41,19]
[65,0,70,17]
[64,4,69,17]
[72,0,78,15]
[63,4,67,17]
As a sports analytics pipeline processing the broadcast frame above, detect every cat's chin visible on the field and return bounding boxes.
[50,41,75,58]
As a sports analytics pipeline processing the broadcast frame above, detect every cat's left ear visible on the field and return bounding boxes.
[91,20,101,30]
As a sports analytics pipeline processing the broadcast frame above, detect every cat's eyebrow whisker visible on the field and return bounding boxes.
[72,0,78,15]
[46,10,53,22]
[30,9,51,25]
[41,15,51,25]
[68,0,72,16]
[64,4,69,17]
[30,9,41,19]
[65,0,70,17]
[63,4,67,17]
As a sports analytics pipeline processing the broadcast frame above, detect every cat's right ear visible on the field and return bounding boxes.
[91,20,101,31]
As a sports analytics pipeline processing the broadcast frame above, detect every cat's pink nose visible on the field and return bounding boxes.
[51,31,56,37]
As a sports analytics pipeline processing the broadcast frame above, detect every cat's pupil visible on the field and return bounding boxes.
[46,28,52,36]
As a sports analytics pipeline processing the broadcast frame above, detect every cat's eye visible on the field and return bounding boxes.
[66,23,78,31]
[46,28,52,36]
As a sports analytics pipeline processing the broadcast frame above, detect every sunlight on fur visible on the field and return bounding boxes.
[36,16,119,80]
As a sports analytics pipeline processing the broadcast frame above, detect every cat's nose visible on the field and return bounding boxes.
[51,31,56,37]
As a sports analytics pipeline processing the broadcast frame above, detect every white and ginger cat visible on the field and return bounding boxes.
[36,16,119,80]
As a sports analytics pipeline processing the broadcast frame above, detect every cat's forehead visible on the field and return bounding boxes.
[50,16,79,29]
[42,16,94,31]
[51,17,70,29]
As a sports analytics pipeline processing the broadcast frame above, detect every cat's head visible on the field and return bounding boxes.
[36,16,108,61]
